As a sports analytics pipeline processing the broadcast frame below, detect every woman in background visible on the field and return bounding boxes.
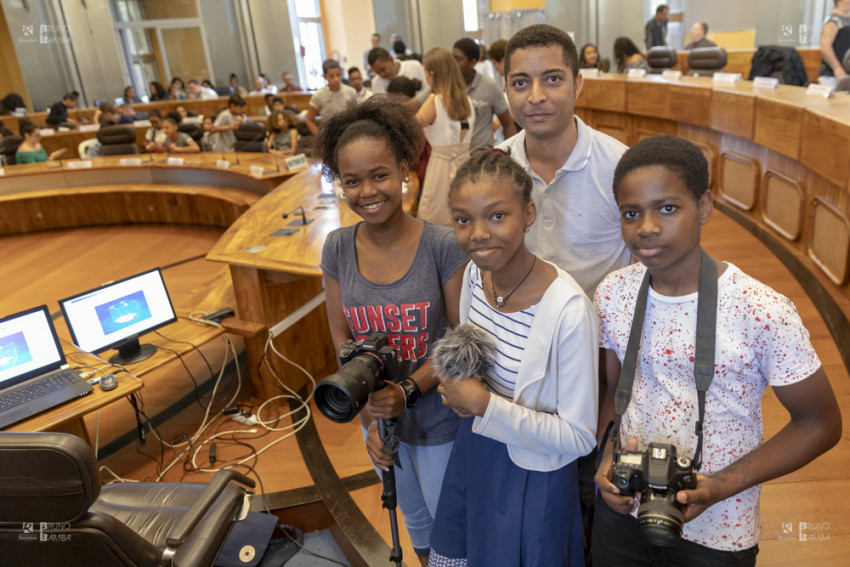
[415,47,475,227]
[614,37,648,73]
[579,43,611,72]
[15,120,66,164]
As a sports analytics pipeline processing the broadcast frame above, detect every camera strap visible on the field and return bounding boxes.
[612,248,718,471]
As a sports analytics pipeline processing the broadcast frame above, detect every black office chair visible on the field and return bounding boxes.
[647,46,677,74]
[97,125,140,156]
[687,47,727,76]
[0,431,255,566]
[178,122,203,145]
[0,134,22,165]
[234,122,267,153]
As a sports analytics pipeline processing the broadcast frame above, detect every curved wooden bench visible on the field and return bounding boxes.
[0,184,259,237]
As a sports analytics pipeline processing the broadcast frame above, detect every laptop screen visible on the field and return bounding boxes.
[0,306,65,390]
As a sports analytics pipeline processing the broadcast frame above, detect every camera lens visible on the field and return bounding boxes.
[637,491,685,546]
[315,353,383,423]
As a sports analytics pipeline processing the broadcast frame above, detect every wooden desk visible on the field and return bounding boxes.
[0,153,296,196]
[206,162,419,398]
[4,346,144,444]
[576,74,850,371]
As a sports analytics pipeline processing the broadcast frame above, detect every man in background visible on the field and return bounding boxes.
[453,37,516,150]
[685,21,717,49]
[645,4,669,50]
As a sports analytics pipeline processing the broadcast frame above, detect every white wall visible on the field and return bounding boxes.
[322,0,376,74]
[245,0,298,88]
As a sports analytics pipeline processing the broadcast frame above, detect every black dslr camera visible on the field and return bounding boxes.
[314,333,401,423]
[611,442,697,546]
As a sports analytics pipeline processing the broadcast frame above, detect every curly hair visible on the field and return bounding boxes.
[313,96,423,182]
[449,148,533,205]
[612,135,709,201]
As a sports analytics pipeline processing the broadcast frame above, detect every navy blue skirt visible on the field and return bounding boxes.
[430,417,585,566]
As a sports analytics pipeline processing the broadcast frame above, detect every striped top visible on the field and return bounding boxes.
[466,266,537,399]
[271,130,293,151]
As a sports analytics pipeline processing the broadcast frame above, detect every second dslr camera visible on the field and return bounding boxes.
[611,442,697,546]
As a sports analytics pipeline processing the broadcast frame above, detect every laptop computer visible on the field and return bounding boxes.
[0,305,93,429]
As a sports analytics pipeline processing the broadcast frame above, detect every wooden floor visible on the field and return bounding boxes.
[3,213,849,566]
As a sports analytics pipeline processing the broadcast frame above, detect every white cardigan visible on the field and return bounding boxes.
[461,262,599,471]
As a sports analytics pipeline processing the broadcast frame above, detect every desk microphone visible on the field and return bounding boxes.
[282,205,313,226]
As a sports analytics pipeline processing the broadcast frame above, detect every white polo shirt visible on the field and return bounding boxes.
[498,116,631,295]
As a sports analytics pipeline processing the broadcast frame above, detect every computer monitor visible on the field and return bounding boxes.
[59,268,177,366]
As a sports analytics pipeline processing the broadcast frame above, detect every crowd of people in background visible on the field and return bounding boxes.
[0,8,846,567]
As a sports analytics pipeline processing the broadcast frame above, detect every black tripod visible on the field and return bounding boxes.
[378,418,403,566]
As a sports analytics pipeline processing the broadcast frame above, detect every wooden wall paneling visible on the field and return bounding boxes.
[630,116,678,145]
[800,108,850,190]
[626,80,670,119]
[808,197,850,285]
[753,97,803,159]
[719,151,761,211]
[711,89,755,139]
[669,83,712,128]
[579,77,627,112]
[763,170,806,241]
[589,109,631,146]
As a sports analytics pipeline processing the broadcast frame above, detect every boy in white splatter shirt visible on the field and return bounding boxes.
[592,135,841,566]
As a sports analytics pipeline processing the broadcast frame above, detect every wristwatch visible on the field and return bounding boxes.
[399,379,421,409]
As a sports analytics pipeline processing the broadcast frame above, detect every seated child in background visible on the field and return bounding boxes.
[266,109,298,156]
[154,116,199,153]
[144,109,167,151]
[593,135,842,566]
[306,59,358,136]
[347,66,373,103]
[430,149,598,566]
[200,115,214,152]
[259,93,274,116]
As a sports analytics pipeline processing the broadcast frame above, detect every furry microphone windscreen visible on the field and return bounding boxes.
[432,323,497,384]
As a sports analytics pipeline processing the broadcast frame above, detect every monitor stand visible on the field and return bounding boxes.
[109,338,156,366]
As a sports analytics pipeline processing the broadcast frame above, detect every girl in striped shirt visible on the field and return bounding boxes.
[430,150,599,566]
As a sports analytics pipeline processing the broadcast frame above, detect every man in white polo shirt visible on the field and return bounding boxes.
[498,24,630,297]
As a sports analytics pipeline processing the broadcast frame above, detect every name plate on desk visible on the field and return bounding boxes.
[806,84,833,98]
[661,70,682,81]
[753,76,780,88]
[250,164,265,177]
[627,68,647,79]
[58,127,70,132]
[579,68,600,77]
[67,160,92,169]
[216,159,231,169]
[40,128,55,136]
[285,153,308,170]
[79,124,100,132]
[119,157,142,166]
[0,167,5,176]
[712,73,741,84]
[166,156,185,166]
